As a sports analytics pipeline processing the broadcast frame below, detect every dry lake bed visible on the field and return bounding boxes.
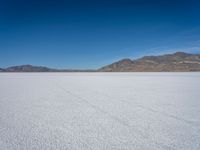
[0,73,200,150]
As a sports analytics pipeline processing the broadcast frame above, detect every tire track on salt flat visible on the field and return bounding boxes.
[53,82,130,128]
[31,78,93,150]
[90,90,200,127]
[52,81,176,150]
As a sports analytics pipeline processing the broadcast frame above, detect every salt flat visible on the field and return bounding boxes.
[0,73,200,150]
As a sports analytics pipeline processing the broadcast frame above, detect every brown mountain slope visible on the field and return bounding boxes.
[99,52,200,72]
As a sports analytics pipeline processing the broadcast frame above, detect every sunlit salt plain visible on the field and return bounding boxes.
[0,73,200,150]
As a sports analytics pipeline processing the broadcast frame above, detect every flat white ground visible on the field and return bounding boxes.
[0,73,200,150]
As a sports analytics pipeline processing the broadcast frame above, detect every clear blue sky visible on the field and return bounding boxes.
[0,0,200,69]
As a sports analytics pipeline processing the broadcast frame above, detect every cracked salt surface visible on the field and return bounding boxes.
[0,73,200,150]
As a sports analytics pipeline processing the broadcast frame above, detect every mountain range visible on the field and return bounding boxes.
[1,52,200,72]
[99,52,200,72]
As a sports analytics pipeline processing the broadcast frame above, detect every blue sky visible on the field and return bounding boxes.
[0,0,200,69]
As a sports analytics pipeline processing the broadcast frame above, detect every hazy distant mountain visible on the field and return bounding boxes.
[2,65,96,72]
[5,65,58,72]
[0,68,5,72]
[99,52,200,72]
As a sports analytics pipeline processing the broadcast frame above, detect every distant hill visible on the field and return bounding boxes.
[1,65,96,72]
[0,68,5,72]
[99,52,200,72]
[5,65,58,72]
